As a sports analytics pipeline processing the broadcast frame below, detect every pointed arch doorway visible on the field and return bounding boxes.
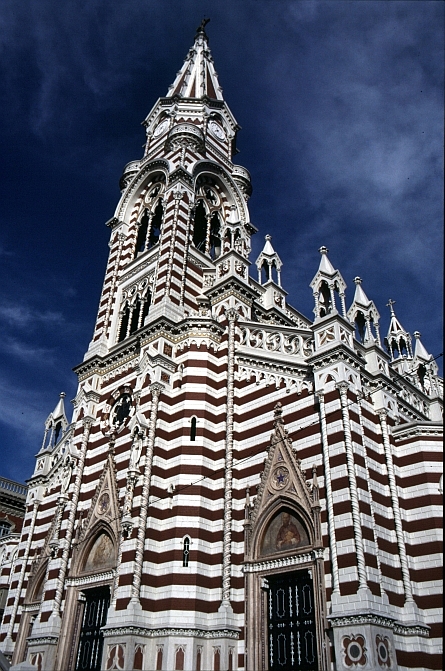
[267,570,318,671]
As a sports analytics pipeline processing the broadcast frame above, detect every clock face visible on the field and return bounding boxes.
[208,120,225,140]
[153,119,169,137]
[97,492,110,515]
[111,393,132,430]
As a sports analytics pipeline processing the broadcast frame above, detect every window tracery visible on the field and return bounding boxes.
[192,178,224,259]
[117,276,153,343]
[133,179,165,259]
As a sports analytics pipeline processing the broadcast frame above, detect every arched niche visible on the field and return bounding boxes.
[25,559,48,605]
[259,507,310,558]
[80,530,116,575]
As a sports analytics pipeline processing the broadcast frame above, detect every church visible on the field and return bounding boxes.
[0,22,442,671]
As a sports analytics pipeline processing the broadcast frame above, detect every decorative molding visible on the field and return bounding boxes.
[329,614,430,638]
[27,636,59,646]
[244,549,325,574]
[103,626,240,639]
[65,570,115,587]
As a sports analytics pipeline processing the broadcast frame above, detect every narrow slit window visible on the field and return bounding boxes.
[190,417,197,441]
[183,537,190,567]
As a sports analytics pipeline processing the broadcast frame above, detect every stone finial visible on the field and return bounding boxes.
[354,277,362,285]
[319,246,329,255]
[274,402,283,425]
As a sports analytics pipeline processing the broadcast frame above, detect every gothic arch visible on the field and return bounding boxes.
[25,559,48,605]
[116,159,170,222]
[250,496,314,562]
[72,522,117,577]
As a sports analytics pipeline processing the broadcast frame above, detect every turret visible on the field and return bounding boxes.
[255,235,287,313]
[347,277,381,346]
[384,299,413,374]
[310,246,347,319]
[40,393,68,452]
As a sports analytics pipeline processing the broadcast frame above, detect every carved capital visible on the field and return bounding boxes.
[150,382,165,397]
[82,416,95,430]
[335,381,349,394]
[226,308,238,323]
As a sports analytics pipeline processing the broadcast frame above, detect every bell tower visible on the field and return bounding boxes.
[86,19,254,359]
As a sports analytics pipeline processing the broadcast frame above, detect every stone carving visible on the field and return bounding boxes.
[341,635,367,667]
[239,325,313,358]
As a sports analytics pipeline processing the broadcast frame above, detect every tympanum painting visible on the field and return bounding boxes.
[261,510,309,556]
[84,533,115,572]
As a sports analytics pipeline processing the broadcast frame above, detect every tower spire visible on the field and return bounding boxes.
[347,277,381,346]
[166,20,223,100]
[384,299,413,361]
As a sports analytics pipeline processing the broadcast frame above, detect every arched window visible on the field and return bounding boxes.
[53,421,62,445]
[354,311,366,343]
[213,648,221,671]
[133,200,164,260]
[118,303,131,342]
[0,520,12,538]
[209,212,221,259]
[190,417,197,441]
[175,647,185,671]
[156,647,163,671]
[134,210,149,258]
[183,537,190,567]
[319,281,332,317]
[193,201,207,252]
[118,291,151,343]
[148,201,163,248]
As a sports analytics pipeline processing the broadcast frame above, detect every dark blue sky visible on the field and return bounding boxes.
[0,1,443,483]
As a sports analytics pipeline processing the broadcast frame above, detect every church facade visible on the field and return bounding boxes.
[0,24,442,671]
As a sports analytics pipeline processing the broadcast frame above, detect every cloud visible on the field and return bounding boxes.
[0,303,65,328]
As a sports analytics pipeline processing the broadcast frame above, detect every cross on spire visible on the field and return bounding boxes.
[386,299,396,316]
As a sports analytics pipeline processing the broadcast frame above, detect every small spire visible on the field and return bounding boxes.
[52,392,66,420]
[352,277,370,307]
[166,20,223,100]
[255,235,283,286]
[318,246,336,275]
[413,331,430,361]
[385,300,413,360]
[310,247,347,319]
[347,277,381,346]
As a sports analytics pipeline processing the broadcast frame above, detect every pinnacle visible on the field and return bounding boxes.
[413,331,430,360]
[166,21,223,100]
[352,277,370,306]
[262,235,275,256]
[318,246,336,275]
[52,392,66,420]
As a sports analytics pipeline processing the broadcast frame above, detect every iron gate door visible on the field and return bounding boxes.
[268,571,318,671]
[75,586,110,671]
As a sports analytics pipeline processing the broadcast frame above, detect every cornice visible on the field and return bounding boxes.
[307,344,364,371]
[206,277,258,305]
[391,420,443,439]
[328,613,430,638]
[75,317,225,380]
[102,626,240,639]
[243,549,324,573]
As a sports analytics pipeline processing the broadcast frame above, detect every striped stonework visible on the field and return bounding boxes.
[1,23,442,671]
